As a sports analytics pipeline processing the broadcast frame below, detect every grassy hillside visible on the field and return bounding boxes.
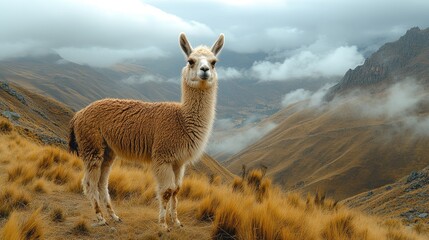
[0,118,427,239]
[0,81,73,144]
[344,166,429,228]
[226,99,429,200]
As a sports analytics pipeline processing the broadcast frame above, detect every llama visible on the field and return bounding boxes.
[68,33,224,230]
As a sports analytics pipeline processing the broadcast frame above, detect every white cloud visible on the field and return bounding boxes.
[57,46,168,67]
[282,89,312,107]
[122,73,165,84]
[252,46,364,81]
[209,121,277,155]
[217,67,243,80]
[0,0,214,66]
[281,83,335,108]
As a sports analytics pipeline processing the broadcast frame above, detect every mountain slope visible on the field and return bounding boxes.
[0,80,73,144]
[344,166,429,225]
[226,27,429,200]
[326,27,429,100]
[0,54,147,110]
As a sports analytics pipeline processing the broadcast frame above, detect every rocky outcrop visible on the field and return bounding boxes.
[0,81,27,105]
[325,27,429,100]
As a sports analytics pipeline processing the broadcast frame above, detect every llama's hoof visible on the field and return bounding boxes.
[174,220,183,228]
[92,218,108,227]
[111,214,122,222]
[160,223,171,232]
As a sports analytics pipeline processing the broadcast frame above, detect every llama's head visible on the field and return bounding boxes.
[180,33,224,89]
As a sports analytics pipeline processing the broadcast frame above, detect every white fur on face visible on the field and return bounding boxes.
[197,57,211,80]
[183,54,217,89]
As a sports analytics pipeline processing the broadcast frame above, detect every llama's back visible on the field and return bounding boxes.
[72,98,187,162]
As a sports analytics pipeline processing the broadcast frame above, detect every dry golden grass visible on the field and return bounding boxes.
[0,117,13,134]
[71,218,90,236]
[1,209,44,240]
[50,207,65,223]
[0,118,427,239]
[0,186,31,218]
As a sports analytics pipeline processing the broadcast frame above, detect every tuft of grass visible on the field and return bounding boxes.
[108,168,141,199]
[0,209,44,240]
[0,118,13,134]
[32,179,49,193]
[232,177,244,193]
[197,192,222,222]
[7,163,37,185]
[246,169,263,190]
[212,196,242,240]
[321,213,357,240]
[0,186,31,218]
[71,218,90,235]
[20,209,44,240]
[50,207,65,222]
[107,165,156,203]
[45,165,73,185]
[67,172,83,194]
[0,211,21,240]
[179,175,210,200]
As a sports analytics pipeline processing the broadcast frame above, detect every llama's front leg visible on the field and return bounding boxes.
[154,163,176,231]
[170,164,185,227]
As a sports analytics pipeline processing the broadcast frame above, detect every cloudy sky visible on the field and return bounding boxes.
[1,0,429,80]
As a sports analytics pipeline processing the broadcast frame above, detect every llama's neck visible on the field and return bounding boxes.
[180,80,217,130]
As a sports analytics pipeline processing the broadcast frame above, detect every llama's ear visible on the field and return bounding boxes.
[211,34,225,56]
[179,33,193,57]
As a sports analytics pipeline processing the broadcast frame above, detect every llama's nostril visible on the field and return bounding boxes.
[200,66,209,72]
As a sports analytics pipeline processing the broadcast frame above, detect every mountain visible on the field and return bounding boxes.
[325,27,429,100]
[0,54,147,110]
[225,28,429,200]
[344,167,429,225]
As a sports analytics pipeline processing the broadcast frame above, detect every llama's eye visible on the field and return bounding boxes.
[188,59,195,66]
[211,61,217,67]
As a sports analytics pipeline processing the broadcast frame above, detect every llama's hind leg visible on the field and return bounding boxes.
[98,148,121,222]
[153,163,176,231]
[82,157,107,226]
[170,164,185,228]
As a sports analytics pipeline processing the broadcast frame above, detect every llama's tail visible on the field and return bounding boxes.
[69,119,79,156]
